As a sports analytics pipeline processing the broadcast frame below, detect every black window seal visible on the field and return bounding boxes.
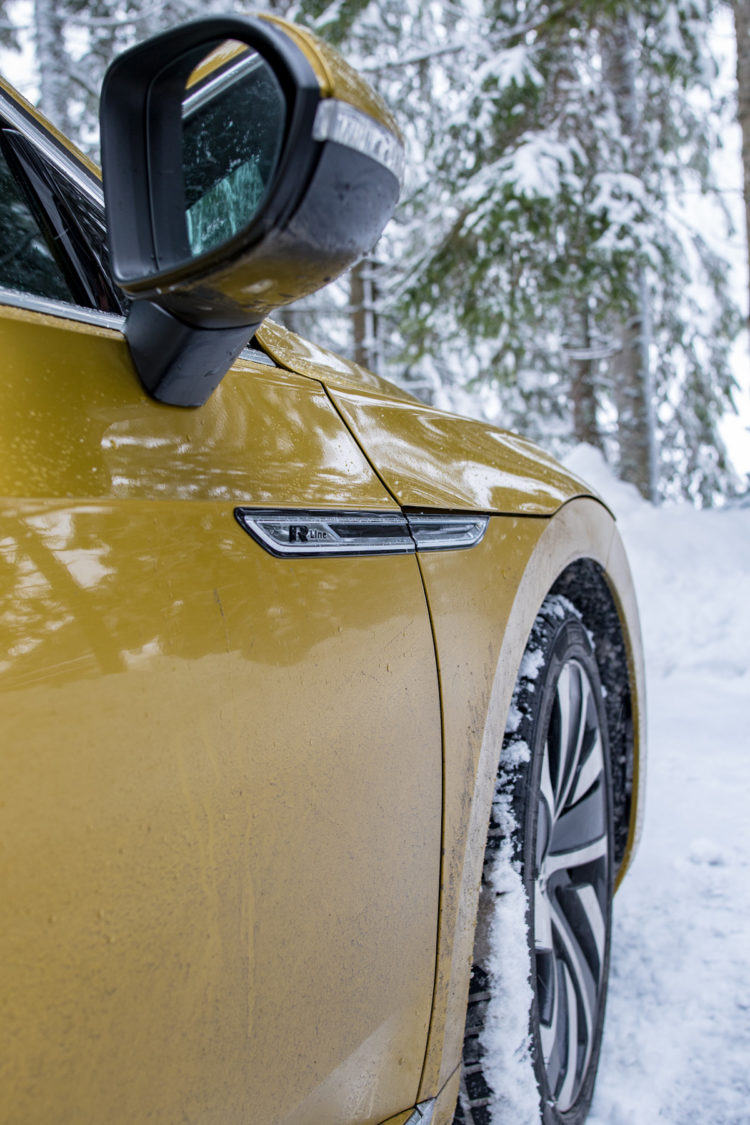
[0,124,126,314]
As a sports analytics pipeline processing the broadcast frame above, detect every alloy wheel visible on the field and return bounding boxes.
[533,658,610,1113]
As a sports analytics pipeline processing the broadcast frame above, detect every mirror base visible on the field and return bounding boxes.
[126,300,257,407]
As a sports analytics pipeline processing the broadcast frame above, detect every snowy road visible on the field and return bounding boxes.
[563,449,750,1125]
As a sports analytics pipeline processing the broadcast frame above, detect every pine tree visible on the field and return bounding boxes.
[734,0,750,321]
[391,0,742,501]
[0,1,20,54]
[2,0,741,500]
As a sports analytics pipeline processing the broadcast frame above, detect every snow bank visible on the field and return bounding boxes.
[563,445,750,1125]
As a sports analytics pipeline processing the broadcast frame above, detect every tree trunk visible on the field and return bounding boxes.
[735,0,750,322]
[612,285,656,501]
[570,304,601,448]
[350,259,379,372]
[33,0,71,136]
[604,13,658,501]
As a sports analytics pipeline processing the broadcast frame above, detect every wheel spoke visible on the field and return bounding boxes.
[550,783,607,855]
[556,962,579,1111]
[550,664,573,811]
[569,728,604,807]
[539,749,555,839]
[536,945,556,1031]
[574,883,607,968]
[550,898,595,1033]
[557,666,594,815]
[540,953,563,1079]
[550,891,597,1081]
[542,832,608,879]
[535,880,557,1059]
[535,880,553,954]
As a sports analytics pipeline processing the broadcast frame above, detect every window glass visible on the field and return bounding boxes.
[0,139,76,302]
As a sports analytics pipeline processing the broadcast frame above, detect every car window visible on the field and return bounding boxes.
[0,133,76,302]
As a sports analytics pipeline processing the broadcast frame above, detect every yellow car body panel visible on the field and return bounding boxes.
[0,302,443,1124]
[258,322,600,516]
[257,14,403,139]
[257,319,422,405]
[0,305,396,509]
[0,51,646,1125]
[326,387,595,516]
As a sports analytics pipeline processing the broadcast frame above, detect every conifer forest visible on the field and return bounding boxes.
[2,0,749,504]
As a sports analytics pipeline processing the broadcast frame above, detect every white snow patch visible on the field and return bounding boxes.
[481,806,540,1125]
[502,737,530,767]
[504,701,523,735]
[562,444,750,1124]
[474,44,543,92]
[519,647,545,682]
[504,135,582,198]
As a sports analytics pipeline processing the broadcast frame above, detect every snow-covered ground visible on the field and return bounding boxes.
[562,446,750,1125]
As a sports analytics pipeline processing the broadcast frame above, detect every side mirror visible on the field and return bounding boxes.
[100,15,404,406]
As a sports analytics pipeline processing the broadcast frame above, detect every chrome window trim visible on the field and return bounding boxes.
[183,52,266,119]
[235,508,489,558]
[241,346,278,367]
[0,286,125,329]
[0,91,104,209]
[0,286,277,367]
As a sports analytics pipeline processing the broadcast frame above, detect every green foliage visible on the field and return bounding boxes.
[297,0,372,44]
[386,0,741,500]
[1,0,742,501]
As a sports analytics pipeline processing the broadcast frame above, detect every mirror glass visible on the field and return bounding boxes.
[181,40,287,257]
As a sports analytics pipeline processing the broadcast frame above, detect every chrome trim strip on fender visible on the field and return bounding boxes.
[407,513,489,551]
[235,509,414,557]
[234,508,489,557]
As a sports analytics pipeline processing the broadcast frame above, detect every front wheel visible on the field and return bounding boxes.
[456,595,614,1125]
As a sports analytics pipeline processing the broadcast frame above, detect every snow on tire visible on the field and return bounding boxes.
[454,595,614,1125]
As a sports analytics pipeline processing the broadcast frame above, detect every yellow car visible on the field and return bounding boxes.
[0,15,644,1125]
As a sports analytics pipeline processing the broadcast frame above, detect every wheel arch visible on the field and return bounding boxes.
[549,557,639,884]
[416,496,645,1118]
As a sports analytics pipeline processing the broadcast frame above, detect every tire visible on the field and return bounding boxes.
[455,595,614,1125]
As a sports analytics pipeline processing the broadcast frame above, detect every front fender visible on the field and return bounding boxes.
[412,497,645,1114]
[256,319,599,518]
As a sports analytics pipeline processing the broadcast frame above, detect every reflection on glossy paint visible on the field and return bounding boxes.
[1,491,442,1124]
[0,308,397,508]
[327,387,600,516]
[24,507,114,587]
[0,507,124,683]
[258,318,420,404]
[0,501,427,689]
[96,369,389,502]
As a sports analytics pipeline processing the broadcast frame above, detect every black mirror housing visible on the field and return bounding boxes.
[100,15,404,405]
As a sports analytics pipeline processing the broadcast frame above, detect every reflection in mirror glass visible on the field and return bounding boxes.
[182,40,286,257]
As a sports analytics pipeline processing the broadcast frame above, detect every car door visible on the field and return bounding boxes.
[0,90,442,1125]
